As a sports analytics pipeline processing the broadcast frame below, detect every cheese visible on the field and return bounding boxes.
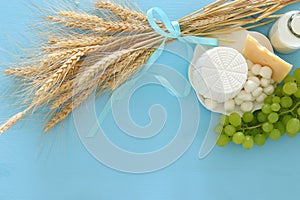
[243,35,293,82]
[190,47,248,103]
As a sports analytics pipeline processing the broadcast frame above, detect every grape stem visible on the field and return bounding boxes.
[242,124,262,132]
[279,101,300,116]
[242,101,300,132]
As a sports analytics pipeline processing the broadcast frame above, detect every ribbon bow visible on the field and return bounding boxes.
[147,7,219,48]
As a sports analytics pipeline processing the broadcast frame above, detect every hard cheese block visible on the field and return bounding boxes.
[243,34,292,82]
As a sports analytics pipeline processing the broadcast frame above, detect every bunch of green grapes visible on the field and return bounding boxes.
[215,68,300,149]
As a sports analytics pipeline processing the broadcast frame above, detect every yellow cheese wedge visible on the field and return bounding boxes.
[243,35,292,82]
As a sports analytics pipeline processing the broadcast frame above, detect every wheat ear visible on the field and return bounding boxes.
[75,50,134,89]
[0,107,32,134]
[111,49,155,90]
[35,50,84,96]
[48,11,149,33]
[50,36,109,48]
[95,1,147,23]
[50,92,72,110]
[35,79,75,106]
[44,86,96,132]
[4,66,39,78]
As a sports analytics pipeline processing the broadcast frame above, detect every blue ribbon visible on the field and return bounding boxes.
[87,7,219,137]
[147,7,219,47]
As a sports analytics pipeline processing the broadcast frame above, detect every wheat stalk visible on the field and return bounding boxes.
[44,85,96,132]
[0,106,33,134]
[48,11,150,33]
[74,50,134,90]
[35,50,84,96]
[4,66,39,77]
[49,36,109,48]
[111,49,155,90]
[95,1,147,23]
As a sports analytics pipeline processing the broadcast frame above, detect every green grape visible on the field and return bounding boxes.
[286,118,300,136]
[224,125,236,136]
[274,121,285,135]
[297,107,300,116]
[263,131,270,139]
[254,134,266,146]
[284,75,296,83]
[257,112,267,123]
[274,85,284,97]
[248,116,258,127]
[242,136,254,149]
[272,96,281,103]
[219,115,229,125]
[217,134,231,146]
[271,103,281,112]
[268,112,279,123]
[282,115,293,125]
[280,96,293,108]
[264,96,273,104]
[262,104,272,114]
[214,124,224,134]
[232,132,245,144]
[262,122,274,133]
[270,129,281,140]
[294,68,300,81]
[283,82,298,95]
[242,112,254,123]
[229,112,242,127]
[294,88,300,98]
[249,128,261,136]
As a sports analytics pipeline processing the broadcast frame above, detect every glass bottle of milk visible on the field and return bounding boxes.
[269,11,300,54]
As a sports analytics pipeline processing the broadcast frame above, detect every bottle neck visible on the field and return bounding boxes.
[288,12,300,38]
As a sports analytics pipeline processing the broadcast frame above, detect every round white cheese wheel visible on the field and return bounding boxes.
[191,47,248,103]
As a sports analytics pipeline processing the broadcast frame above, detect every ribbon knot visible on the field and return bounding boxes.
[147,7,219,46]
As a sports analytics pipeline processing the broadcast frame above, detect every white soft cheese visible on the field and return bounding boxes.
[191,47,248,103]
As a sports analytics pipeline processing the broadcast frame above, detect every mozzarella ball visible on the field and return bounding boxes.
[270,79,275,84]
[204,98,218,110]
[260,78,271,88]
[251,64,262,75]
[237,91,252,101]
[246,59,254,70]
[256,93,267,103]
[234,97,243,106]
[241,101,253,112]
[259,66,272,79]
[264,85,275,95]
[248,70,255,77]
[224,99,235,112]
[248,76,260,85]
[252,87,263,97]
[244,80,259,93]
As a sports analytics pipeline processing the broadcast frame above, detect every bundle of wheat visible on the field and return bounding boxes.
[1,0,299,134]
